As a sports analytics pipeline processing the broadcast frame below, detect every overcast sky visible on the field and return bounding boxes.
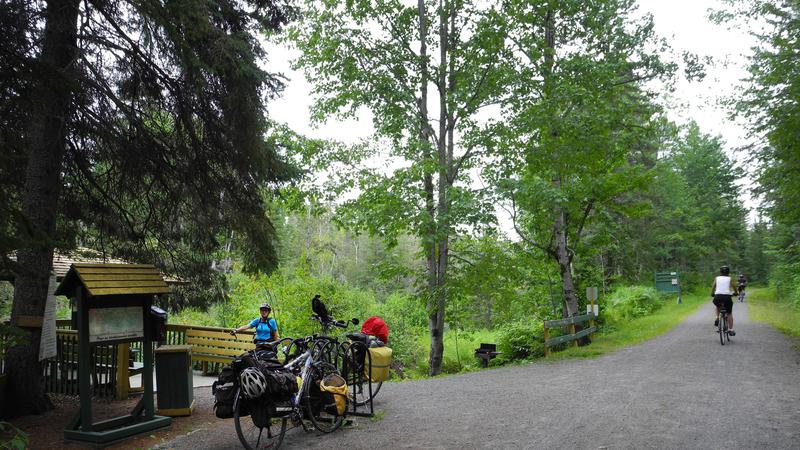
[266,0,760,216]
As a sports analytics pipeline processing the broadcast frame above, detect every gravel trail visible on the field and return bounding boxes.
[160,301,800,449]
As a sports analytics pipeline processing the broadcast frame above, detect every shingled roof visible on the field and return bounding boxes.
[55,263,171,297]
[3,247,183,284]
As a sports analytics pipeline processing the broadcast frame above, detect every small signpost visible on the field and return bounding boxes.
[55,263,172,445]
[586,286,599,317]
[654,271,682,304]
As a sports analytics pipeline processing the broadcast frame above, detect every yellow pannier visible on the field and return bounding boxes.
[364,346,392,382]
[319,374,348,416]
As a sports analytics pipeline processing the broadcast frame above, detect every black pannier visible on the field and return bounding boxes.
[260,364,298,400]
[212,366,239,419]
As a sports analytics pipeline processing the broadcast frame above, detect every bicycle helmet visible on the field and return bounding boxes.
[259,303,271,311]
[239,367,268,398]
[720,266,730,275]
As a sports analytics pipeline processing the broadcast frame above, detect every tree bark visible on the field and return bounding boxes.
[6,0,79,418]
[417,0,441,376]
[554,207,578,315]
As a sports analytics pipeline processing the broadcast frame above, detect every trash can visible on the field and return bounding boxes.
[155,345,194,416]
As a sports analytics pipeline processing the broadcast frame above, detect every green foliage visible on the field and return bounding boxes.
[0,283,11,319]
[596,121,748,289]
[1,0,299,311]
[715,1,800,298]
[0,421,28,450]
[496,318,544,363]
[487,0,678,316]
[604,286,665,322]
[0,325,27,359]
[373,293,427,377]
[749,288,800,338]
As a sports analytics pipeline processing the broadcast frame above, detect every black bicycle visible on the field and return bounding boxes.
[717,307,731,345]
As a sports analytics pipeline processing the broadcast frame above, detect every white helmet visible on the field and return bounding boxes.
[239,367,267,399]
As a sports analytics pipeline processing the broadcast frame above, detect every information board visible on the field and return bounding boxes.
[655,271,680,293]
[89,306,144,343]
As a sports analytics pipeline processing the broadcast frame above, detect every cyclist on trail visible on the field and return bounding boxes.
[711,266,737,336]
[738,273,747,295]
[230,303,279,344]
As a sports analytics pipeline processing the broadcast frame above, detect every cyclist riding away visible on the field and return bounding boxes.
[738,273,747,298]
[231,303,279,344]
[711,266,737,336]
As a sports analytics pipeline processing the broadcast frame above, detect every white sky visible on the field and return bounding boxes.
[266,0,760,220]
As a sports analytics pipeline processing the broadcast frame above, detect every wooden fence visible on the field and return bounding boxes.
[543,313,597,357]
[3,320,252,399]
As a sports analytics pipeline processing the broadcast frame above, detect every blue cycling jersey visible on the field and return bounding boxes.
[249,317,277,341]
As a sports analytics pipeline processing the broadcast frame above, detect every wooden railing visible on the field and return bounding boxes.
[4,321,254,399]
[543,313,597,357]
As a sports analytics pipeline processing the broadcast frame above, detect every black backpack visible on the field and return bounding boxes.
[258,358,298,400]
[212,366,239,419]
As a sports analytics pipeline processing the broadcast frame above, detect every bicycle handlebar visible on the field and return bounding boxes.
[311,314,349,329]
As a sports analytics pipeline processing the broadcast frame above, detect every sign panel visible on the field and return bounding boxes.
[89,306,143,343]
[586,286,599,302]
[38,274,58,361]
[655,271,680,293]
[586,304,599,316]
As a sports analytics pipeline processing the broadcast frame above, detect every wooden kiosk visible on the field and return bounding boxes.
[55,263,172,445]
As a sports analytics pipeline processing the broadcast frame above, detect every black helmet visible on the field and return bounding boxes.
[720,266,730,275]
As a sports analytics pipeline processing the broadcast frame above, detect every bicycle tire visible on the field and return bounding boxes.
[718,313,725,346]
[351,379,383,406]
[303,363,345,433]
[234,389,287,450]
[725,318,731,342]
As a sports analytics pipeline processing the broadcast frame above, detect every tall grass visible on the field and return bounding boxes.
[748,287,800,338]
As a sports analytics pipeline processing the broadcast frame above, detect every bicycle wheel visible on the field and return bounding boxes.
[351,378,383,406]
[342,342,383,407]
[725,317,731,342]
[718,313,725,346]
[234,389,287,450]
[303,362,345,433]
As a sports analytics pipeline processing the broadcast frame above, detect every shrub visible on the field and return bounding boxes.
[605,286,664,321]
[496,318,544,363]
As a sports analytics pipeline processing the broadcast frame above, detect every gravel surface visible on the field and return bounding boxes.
[159,302,800,450]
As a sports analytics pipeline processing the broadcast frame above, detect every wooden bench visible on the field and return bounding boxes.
[185,328,255,373]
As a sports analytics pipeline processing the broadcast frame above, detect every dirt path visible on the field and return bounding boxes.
[157,301,800,449]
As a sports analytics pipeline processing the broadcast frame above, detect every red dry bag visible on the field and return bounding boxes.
[361,316,389,344]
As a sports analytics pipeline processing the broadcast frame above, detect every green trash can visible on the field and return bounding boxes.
[155,345,194,416]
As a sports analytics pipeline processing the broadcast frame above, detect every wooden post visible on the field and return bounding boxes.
[77,287,92,431]
[543,323,550,357]
[569,323,577,348]
[142,298,155,419]
[116,343,130,400]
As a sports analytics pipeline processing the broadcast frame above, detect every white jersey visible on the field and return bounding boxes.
[714,276,733,295]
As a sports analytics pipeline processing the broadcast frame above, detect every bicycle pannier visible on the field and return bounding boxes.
[212,366,238,419]
[258,362,298,400]
[319,374,348,416]
[364,346,392,382]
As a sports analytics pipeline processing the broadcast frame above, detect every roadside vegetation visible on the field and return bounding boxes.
[747,288,800,339]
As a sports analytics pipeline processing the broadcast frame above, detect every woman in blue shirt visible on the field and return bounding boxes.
[231,303,279,343]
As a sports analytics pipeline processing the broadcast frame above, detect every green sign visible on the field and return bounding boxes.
[655,271,682,304]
